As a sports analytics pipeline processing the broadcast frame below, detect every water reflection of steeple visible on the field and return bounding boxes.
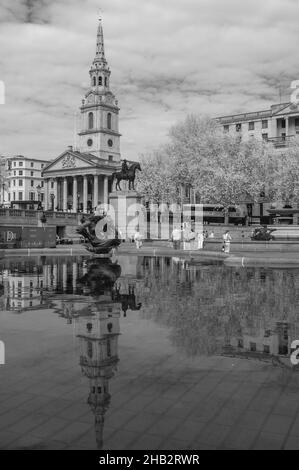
[76,301,120,449]
[74,257,122,449]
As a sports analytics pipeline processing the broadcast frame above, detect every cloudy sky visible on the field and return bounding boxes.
[0,0,299,161]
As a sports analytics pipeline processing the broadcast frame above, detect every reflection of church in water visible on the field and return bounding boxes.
[76,299,120,449]
[50,256,142,449]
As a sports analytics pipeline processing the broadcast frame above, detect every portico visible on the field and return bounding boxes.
[42,149,117,212]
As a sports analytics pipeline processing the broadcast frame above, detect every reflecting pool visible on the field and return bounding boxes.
[1,254,299,449]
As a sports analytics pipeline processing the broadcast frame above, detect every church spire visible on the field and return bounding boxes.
[89,18,111,90]
[94,18,107,65]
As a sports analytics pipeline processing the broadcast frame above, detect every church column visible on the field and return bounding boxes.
[73,177,78,213]
[104,176,108,204]
[286,117,289,138]
[83,175,88,213]
[53,179,58,211]
[93,175,99,209]
[44,179,49,211]
[63,177,68,212]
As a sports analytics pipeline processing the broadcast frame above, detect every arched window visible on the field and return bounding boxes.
[93,77,96,86]
[98,76,102,86]
[105,77,107,87]
[88,112,94,129]
[107,113,112,129]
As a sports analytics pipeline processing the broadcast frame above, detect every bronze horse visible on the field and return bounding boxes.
[112,162,141,191]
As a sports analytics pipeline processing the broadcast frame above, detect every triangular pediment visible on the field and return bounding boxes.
[272,102,299,116]
[43,150,95,174]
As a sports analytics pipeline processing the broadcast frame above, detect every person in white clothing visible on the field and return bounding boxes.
[197,231,204,250]
[134,228,142,249]
[222,230,232,253]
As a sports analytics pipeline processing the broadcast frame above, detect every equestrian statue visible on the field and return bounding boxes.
[112,159,141,191]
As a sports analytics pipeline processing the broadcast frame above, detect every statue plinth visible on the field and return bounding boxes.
[109,191,142,240]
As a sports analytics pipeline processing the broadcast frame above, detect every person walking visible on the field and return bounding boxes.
[134,227,142,249]
[171,226,181,250]
[197,231,204,250]
[222,230,232,253]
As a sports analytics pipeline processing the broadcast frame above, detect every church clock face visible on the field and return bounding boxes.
[87,138,93,147]
[108,139,113,147]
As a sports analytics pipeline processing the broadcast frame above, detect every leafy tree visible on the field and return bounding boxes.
[137,114,299,209]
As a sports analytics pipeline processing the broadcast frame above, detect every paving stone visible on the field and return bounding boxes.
[30,417,69,439]
[253,432,285,450]
[262,414,293,435]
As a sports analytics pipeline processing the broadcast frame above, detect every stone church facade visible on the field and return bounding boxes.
[42,19,122,213]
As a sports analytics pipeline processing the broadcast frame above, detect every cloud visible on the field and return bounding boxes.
[0,0,299,160]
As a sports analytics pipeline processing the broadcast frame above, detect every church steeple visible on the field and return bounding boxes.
[89,18,111,90]
[78,17,121,161]
[94,19,107,65]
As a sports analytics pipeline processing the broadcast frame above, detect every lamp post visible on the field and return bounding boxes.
[50,193,55,211]
[36,184,42,210]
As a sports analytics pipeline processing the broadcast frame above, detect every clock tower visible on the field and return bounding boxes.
[78,19,121,162]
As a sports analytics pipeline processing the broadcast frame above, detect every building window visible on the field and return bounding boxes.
[223,125,229,133]
[236,123,242,132]
[19,162,23,167]
[51,182,54,189]
[30,162,34,167]
[248,122,255,131]
[31,180,34,187]
[87,138,93,147]
[262,120,268,129]
[19,170,23,176]
[108,155,113,162]
[18,192,23,201]
[31,171,34,176]
[105,77,107,86]
[8,193,10,201]
[250,342,256,352]
[107,113,112,129]
[238,339,243,348]
[41,164,44,168]
[41,181,44,188]
[108,139,113,147]
[281,119,286,129]
[13,179,16,186]
[87,341,93,358]
[19,179,23,186]
[295,118,299,127]
[41,193,44,202]
[98,76,102,86]
[13,192,15,200]
[262,133,268,141]
[13,171,16,176]
[88,112,94,129]
[263,345,270,354]
[29,192,35,201]
[93,77,96,86]
[13,162,16,167]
